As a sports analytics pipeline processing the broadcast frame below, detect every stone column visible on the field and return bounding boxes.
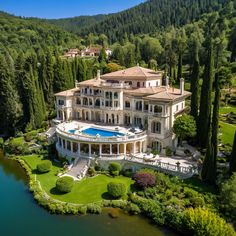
[112,92,114,108]
[117,144,120,155]
[110,144,112,155]
[133,142,136,154]
[70,141,73,153]
[89,144,91,157]
[62,110,65,121]
[139,141,142,153]
[78,143,80,156]
[99,144,102,157]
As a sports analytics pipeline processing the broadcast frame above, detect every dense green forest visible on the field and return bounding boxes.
[48,0,230,43]
[46,14,107,35]
[0,11,80,57]
[0,0,236,144]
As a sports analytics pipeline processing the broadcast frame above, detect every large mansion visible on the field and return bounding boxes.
[54,66,191,164]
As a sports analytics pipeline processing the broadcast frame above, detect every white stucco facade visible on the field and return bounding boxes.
[54,66,191,162]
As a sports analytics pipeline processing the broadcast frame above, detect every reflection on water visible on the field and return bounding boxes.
[0,152,179,236]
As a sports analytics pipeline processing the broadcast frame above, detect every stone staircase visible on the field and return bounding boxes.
[66,158,90,180]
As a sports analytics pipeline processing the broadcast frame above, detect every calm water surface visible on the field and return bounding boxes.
[0,153,178,236]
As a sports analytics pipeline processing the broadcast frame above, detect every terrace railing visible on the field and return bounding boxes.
[56,127,147,143]
[125,155,199,177]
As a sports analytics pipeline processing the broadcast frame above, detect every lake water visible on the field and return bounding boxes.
[0,153,178,236]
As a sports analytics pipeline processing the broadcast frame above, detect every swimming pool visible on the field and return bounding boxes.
[68,129,76,134]
[82,128,124,137]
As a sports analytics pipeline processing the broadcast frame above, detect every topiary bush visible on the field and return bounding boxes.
[56,176,74,193]
[37,160,52,173]
[133,171,156,188]
[108,162,122,175]
[123,169,133,177]
[107,182,126,198]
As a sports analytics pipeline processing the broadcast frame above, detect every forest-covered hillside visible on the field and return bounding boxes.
[48,0,230,42]
[0,11,80,57]
[46,14,107,34]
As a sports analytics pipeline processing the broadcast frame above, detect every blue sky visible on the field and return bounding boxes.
[0,0,145,19]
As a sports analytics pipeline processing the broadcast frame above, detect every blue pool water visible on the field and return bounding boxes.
[68,129,76,134]
[82,128,124,137]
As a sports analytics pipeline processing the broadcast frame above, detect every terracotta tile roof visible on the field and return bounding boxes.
[78,78,105,86]
[124,87,165,96]
[146,88,191,101]
[101,66,163,80]
[54,88,80,97]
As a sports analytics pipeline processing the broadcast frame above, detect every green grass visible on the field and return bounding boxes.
[219,121,235,146]
[10,136,24,146]
[219,105,236,115]
[19,155,133,204]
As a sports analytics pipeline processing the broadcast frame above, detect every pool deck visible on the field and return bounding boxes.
[58,121,139,137]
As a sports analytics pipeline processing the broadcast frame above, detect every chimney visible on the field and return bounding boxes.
[97,70,101,80]
[180,78,184,95]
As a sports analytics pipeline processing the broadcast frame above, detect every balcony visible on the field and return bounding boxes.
[101,82,131,88]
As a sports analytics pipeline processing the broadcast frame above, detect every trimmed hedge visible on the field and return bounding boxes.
[37,160,52,173]
[107,182,126,198]
[56,176,74,193]
[108,162,121,175]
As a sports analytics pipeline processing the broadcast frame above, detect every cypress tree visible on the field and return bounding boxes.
[201,128,216,184]
[190,38,200,121]
[198,37,214,148]
[230,132,236,174]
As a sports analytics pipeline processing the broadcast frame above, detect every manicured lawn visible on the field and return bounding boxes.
[219,105,236,114]
[18,155,134,204]
[219,121,235,146]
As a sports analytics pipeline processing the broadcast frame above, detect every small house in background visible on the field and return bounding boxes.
[81,46,112,57]
[64,48,80,58]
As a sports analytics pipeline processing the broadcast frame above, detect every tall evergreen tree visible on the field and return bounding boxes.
[198,14,218,148]
[230,132,236,174]
[177,29,187,79]
[190,36,200,121]
[0,54,22,135]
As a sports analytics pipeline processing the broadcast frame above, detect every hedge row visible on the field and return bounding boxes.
[130,194,236,236]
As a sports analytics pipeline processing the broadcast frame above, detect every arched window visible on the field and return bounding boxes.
[151,122,161,134]
[154,105,162,114]
[125,101,130,108]
[76,98,81,105]
[124,114,130,125]
[95,99,100,107]
[136,101,142,111]
[89,98,93,106]
[137,82,140,88]
[83,98,88,106]
[111,114,115,124]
